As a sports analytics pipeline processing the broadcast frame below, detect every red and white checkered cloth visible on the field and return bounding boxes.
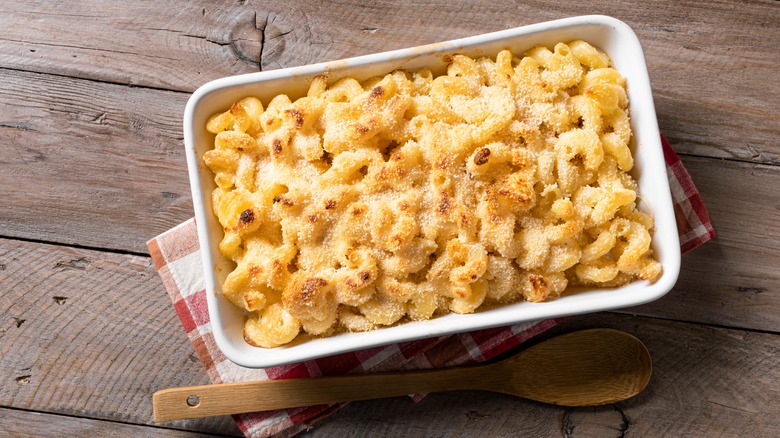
[147,134,714,438]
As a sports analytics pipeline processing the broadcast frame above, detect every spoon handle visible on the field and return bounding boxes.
[153,365,496,422]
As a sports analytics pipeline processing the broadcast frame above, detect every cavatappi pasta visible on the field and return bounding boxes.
[203,41,662,348]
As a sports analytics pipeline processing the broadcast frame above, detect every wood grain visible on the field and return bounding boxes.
[0,1,262,92]
[0,1,778,163]
[0,67,192,254]
[0,407,225,438]
[306,314,780,438]
[0,238,239,436]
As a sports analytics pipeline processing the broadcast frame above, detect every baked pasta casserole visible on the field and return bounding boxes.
[203,41,662,348]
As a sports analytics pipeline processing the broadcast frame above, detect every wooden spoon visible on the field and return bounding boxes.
[153,328,651,422]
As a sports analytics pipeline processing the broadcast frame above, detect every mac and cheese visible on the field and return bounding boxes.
[203,41,662,348]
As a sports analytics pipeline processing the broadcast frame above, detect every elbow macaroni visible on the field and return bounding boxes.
[203,41,662,348]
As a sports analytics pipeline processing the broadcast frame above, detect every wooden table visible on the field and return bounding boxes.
[1,1,778,436]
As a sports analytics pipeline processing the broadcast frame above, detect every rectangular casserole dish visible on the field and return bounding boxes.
[184,14,681,368]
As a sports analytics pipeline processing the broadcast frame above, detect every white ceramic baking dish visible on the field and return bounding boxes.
[184,15,680,368]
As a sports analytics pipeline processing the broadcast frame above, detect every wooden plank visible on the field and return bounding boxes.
[0,67,193,254]
[1,1,778,163]
[0,237,778,436]
[0,1,260,92]
[0,239,240,436]
[0,407,229,437]
[307,313,780,437]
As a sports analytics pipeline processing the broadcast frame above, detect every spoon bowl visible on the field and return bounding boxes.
[153,328,651,422]
[493,328,652,406]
